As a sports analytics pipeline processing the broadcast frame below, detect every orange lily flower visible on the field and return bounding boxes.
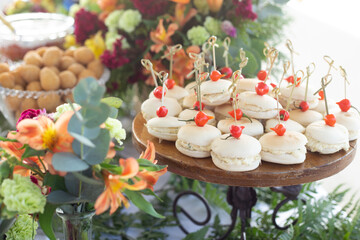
[170,0,190,3]
[171,3,197,28]
[207,0,224,12]
[94,157,147,215]
[150,19,178,53]
[137,141,167,190]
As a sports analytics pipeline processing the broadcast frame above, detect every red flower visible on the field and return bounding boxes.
[132,0,169,18]
[233,0,257,21]
[101,39,130,69]
[74,8,107,44]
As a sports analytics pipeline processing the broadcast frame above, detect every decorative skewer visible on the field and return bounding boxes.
[285,39,298,79]
[304,63,316,103]
[285,70,304,111]
[0,12,15,34]
[339,66,350,99]
[208,36,219,70]
[223,37,231,68]
[264,48,278,83]
[161,44,182,80]
[141,59,159,87]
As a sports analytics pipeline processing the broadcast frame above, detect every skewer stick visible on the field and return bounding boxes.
[141,59,159,87]
[208,36,219,70]
[339,66,350,99]
[161,44,182,80]
[223,37,231,68]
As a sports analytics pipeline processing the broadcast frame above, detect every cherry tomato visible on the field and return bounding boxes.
[336,99,351,112]
[270,124,286,136]
[318,90,324,100]
[270,83,277,89]
[210,70,225,81]
[230,125,245,139]
[153,86,166,99]
[165,79,176,89]
[193,101,205,111]
[194,111,214,127]
[257,70,267,81]
[220,67,233,79]
[255,82,269,96]
[279,110,289,121]
[156,106,168,117]
[228,109,243,120]
[324,114,336,127]
[299,101,309,112]
[285,76,301,87]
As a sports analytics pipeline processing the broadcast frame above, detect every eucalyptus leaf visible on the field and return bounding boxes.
[73,77,105,106]
[47,190,81,204]
[274,0,290,4]
[124,190,164,219]
[68,115,101,139]
[52,152,89,172]
[81,103,111,128]
[109,106,119,118]
[43,172,66,191]
[38,204,57,240]
[69,132,95,148]
[101,97,123,108]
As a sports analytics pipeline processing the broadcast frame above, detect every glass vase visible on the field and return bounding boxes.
[56,206,95,240]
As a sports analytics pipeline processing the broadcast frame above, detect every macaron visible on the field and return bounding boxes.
[185,81,197,94]
[211,134,261,171]
[236,78,273,94]
[238,91,281,119]
[217,118,264,138]
[146,116,186,141]
[279,84,319,110]
[214,103,233,121]
[200,80,232,106]
[313,98,339,116]
[182,93,197,109]
[259,131,308,164]
[141,97,182,121]
[149,85,189,104]
[176,124,221,158]
[265,119,305,133]
[289,109,323,127]
[305,120,349,154]
[334,110,360,140]
[178,109,216,126]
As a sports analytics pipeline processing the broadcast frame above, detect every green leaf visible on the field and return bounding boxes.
[0,136,18,142]
[0,218,15,235]
[73,77,105,106]
[101,97,123,108]
[100,163,123,175]
[69,132,95,148]
[73,129,110,165]
[182,226,209,240]
[274,0,290,4]
[109,106,119,118]
[124,190,164,218]
[38,203,57,240]
[68,115,101,140]
[0,161,12,180]
[47,190,81,204]
[81,103,111,128]
[21,146,45,160]
[140,189,163,202]
[258,4,283,20]
[137,158,167,172]
[43,172,66,191]
[52,152,89,172]
[241,50,259,77]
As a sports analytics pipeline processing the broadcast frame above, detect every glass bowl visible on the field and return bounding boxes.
[0,68,110,126]
[0,13,74,61]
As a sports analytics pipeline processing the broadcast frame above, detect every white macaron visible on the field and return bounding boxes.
[141,97,182,121]
[279,84,319,110]
[176,124,221,158]
[211,134,261,171]
[305,120,350,154]
[185,81,197,94]
[313,98,339,116]
[214,103,233,121]
[289,109,323,127]
[182,93,197,109]
[334,110,360,140]
[178,109,216,126]
[149,85,189,104]
[200,80,232,106]
[236,78,274,94]
[259,131,308,164]
[265,119,305,133]
[217,118,264,138]
[238,91,281,119]
[146,116,186,141]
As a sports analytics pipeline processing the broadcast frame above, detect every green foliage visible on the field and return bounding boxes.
[183,226,209,240]
[124,190,164,219]
[137,158,167,172]
[38,204,57,240]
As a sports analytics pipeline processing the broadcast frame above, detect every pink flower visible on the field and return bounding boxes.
[74,8,107,44]
[233,0,257,21]
[16,109,47,126]
[221,20,237,37]
[100,39,130,69]
[132,0,169,18]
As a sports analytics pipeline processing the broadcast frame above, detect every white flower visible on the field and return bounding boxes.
[53,103,80,120]
[104,118,126,145]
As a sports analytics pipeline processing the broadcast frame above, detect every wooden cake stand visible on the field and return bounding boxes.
[132,113,357,239]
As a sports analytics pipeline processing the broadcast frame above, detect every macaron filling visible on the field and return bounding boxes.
[305,133,350,153]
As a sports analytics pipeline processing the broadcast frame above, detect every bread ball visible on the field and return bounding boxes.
[36,47,47,56]
[26,81,43,91]
[5,85,23,111]
[74,47,94,65]
[0,63,9,73]
[11,69,26,87]
[65,48,75,57]
[68,63,85,76]
[60,56,76,71]
[43,47,62,67]
[0,72,15,88]
[24,51,43,67]
[49,66,60,75]
[37,93,62,112]
[88,60,104,78]
[59,71,77,89]
[20,98,38,112]
[78,69,96,81]
[40,67,60,91]
[63,93,74,102]
[19,64,40,83]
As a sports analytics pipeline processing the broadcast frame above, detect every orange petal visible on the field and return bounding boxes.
[119,158,139,179]
[106,142,116,159]
[16,119,44,149]
[44,152,67,176]
[123,180,147,191]
[95,190,111,215]
[0,141,24,160]
[139,141,155,163]
[170,0,190,4]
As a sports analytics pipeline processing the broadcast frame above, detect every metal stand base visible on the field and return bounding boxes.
[173,185,303,239]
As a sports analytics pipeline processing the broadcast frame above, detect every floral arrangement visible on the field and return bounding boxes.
[65,0,289,98]
[0,77,167,239]
[4,0,69,14]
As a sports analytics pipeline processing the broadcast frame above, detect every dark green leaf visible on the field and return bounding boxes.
[73,77,105,106]
[101,97,123,108]
[124,190,164,218]
[100,162,123,175]
[182,226,209,240]
[0,161,12,180]
[43,172,66,191]
[140,189,163,202]
[21,146,45,160]
[38,203,57,240]
[0,136,17,142]
[69,132,95,148]
[0,218,15,235]
[137,158,167,172]
[52,152,89,172]
[47,190,81,204]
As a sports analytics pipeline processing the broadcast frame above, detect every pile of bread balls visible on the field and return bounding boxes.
[0,46,104,119]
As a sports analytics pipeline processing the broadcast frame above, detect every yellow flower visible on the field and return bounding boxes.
[63,35,78,49]
[85,32,106,59]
